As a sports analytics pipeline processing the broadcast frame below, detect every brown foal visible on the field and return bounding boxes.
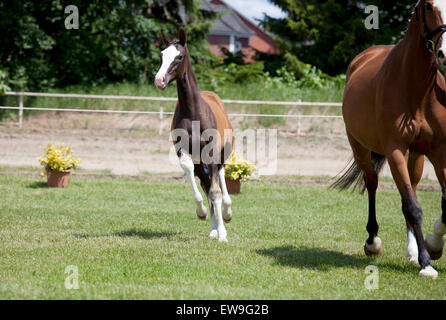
[154,29,233,242]
[335,0,446,278]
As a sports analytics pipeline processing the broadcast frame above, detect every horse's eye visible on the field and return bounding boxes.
[177,55,183,60]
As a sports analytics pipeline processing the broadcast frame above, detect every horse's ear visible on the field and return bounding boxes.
[160,30,170,45]
[179,28,187,46]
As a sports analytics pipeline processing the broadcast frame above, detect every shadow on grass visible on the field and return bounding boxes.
[255,245,435,273]
[74,228,177,240]
[27,181,48,189]
[257,246,369,271]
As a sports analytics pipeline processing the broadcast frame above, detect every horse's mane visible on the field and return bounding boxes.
[402,0,422,36]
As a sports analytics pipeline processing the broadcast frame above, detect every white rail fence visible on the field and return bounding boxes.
[0,92,343,132]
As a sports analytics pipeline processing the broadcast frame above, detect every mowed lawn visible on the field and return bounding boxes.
[1,173,446,299]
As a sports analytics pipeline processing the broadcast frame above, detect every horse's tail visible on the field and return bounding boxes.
[331,152,386,194]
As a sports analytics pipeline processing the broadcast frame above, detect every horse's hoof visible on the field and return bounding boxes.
[217,229,227,242]
[209,230,218,239]
[223,207,232,223]
[364,237,383,256]
[408,257,419,266]
[425,234,444,260]
[419,266,438,279]
[196,207,208,221]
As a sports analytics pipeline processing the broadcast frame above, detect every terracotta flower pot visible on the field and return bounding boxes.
[225,177,241,194]
[46,169,71,188]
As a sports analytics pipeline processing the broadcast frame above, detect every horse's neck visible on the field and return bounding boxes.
[176,55,202,119]
[397,13,438,102]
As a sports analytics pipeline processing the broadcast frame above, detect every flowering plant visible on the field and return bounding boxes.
[38,143,81,173]
[224,150,256,182]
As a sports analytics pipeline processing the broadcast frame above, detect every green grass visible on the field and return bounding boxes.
[1,173,446,299]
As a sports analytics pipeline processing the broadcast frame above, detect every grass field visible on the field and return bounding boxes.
[1,171,446,299]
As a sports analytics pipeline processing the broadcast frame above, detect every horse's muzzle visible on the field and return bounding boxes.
[154,76,166,90]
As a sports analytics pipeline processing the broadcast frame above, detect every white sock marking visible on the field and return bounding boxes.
[406,229,419,264]
[179,152,207,218]
[218,167,232,221]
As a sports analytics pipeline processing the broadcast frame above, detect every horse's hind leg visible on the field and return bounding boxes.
[347,134,383,256]
[406,152,424,265]
[208,164,227,242]
[178,151,207,220]
[363,165,383,257]
[195,164,218,238]
[218,166,232,223]
[207,198,218,239]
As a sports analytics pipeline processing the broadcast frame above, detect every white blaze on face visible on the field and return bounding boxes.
[434,0,446,55]
[155,45,180,89]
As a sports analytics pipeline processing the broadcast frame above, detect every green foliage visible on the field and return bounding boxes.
[199,60,345,92]
[0,70,11,95]
[262,0,416,75]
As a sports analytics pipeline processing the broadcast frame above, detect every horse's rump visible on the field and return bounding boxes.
[200,91,233,153]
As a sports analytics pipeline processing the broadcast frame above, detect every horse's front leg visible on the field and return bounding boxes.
[425,152,446,260]
[386,147,437,278]
[405,152,424,265]
[178,151,207,220]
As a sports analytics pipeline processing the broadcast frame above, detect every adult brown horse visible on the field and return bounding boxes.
[335,0,446,279]
[154,29,233,242]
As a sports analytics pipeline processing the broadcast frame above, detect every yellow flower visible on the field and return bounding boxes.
[38,142,82,172]
[224,150,256,182]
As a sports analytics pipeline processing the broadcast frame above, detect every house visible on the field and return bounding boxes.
[200,0,279,63]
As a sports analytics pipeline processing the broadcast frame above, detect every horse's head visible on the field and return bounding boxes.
[417,0,446,66]
[154,29,188,90]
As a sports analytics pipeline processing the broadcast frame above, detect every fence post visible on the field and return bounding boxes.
[18,93,24,128]
[159,101,164,135]
[296,99,302,136]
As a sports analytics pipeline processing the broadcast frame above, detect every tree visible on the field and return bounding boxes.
[0,0,216,91]
[261,0,416,75]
